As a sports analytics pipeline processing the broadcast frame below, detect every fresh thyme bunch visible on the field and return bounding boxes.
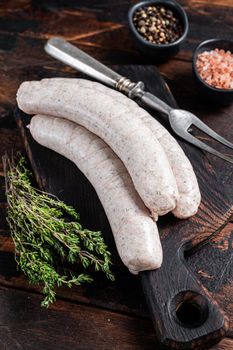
[3,154,114,308]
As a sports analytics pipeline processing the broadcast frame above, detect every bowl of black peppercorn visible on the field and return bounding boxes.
[128,0,189,61]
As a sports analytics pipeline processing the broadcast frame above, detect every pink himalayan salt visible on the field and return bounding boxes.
[196,48,233,89]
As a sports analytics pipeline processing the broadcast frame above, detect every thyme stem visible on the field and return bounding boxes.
[3,153,114,308]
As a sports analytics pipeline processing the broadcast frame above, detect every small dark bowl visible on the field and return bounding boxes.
[193,39,233,105]
[128,0,189,61]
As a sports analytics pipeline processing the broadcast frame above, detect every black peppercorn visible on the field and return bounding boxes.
[133,5,183,45]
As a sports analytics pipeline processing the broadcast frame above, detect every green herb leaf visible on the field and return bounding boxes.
[3,153,114,308]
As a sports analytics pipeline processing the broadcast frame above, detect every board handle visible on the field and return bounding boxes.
[140,238,229,350]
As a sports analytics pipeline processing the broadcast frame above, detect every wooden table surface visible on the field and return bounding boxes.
[0,1,232,349]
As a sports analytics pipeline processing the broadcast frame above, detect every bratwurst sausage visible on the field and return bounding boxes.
[140,116,201,218]
[17,79,178,220]
[35,78,201,218]
[29,115,163,274]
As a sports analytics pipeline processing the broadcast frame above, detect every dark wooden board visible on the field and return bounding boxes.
[1,285,233,350]
[0,1,233,349]
[15,64,233,349]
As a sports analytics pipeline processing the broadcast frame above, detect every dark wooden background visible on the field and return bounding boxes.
[0,1,232,349]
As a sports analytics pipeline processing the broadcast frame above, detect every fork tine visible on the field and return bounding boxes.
[191,116,233,150]
[180,130,233,164]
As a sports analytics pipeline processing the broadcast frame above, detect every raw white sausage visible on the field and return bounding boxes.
[17,79,179,220]
[140,116,201,218]
[39,78,201,218]
[29,115,163,274]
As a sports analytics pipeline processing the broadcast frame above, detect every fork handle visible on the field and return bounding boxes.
[45,37,172,116]
[45,37,123,88]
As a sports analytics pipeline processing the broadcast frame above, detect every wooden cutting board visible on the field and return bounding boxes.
[15,65,233,350]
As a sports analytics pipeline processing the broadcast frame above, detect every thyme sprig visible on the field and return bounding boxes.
[3,154,114,308]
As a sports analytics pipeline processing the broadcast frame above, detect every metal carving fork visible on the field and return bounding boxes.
[45,37,233,164]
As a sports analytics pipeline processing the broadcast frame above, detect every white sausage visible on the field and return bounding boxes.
[17,79,179,220]
[140,116,201,218]
[29,115,163,274]
[39,78,201,218]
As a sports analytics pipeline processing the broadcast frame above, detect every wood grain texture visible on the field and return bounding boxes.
[0,1,232,349]
[0,285,232,350]
[0,286,158,350]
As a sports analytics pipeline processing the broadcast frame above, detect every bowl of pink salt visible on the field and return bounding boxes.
[193,39,233,105]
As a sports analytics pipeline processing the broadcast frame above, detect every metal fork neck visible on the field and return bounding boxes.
[115,77,144,97]
[116,77,171,115]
